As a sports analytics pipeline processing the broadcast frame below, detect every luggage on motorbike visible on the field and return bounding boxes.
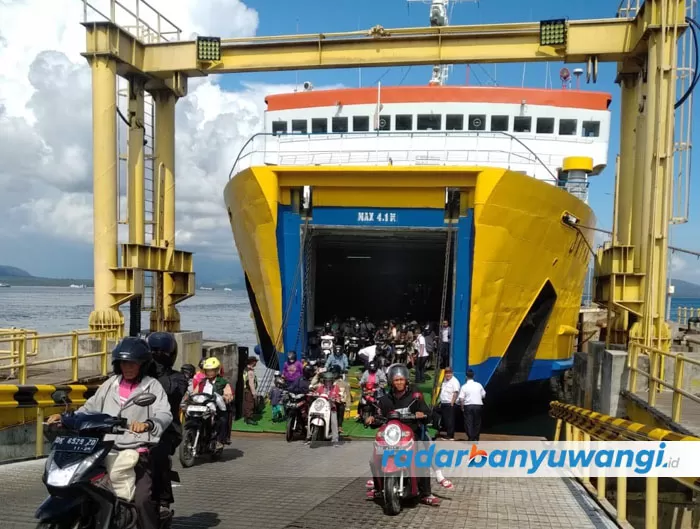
[104,448,139,502]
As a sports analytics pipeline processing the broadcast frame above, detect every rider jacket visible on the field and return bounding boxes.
[153,363,188,446]
[288,376,310,394]
[377,389,431,435]
[76,375,172,450]
[325,353,348,372]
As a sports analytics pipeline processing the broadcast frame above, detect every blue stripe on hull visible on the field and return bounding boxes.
[469,356,574,388]
[449,212,473,385]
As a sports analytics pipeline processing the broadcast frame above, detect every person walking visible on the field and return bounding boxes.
[413,327,428,384]
[437,367,461,440]
[458,369,485,441]
[243,356,258,425]
[439,320,451,369]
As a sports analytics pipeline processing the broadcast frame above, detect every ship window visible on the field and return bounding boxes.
[332,117,348,133]
[377,115,391,131]
[417,114,442,130]
[513,116,532,133]
[445,114,464,130]
[271,120,287,135]
[291,119,307,134]
[536,117,555,134]
[490,115,509,132]
[559,119,577,136]
[395,114,413,131]
[582,120,600,137]
[468,114,486,131]
[311,118,328,133]
[353,116,370,131]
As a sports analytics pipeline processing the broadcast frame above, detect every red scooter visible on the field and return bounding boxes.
[369,392,426,515]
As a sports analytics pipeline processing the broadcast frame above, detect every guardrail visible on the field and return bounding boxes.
[0,327,122,384]
[627,341,700,423]
[550,401,700,529]
[677,306,700,326]
[0,384,99,458]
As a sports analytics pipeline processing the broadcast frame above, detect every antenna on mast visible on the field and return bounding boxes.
[406,0,479,85]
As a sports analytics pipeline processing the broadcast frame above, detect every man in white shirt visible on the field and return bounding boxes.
[439,320,450,369]
[458,369,486,441]
[437,367,461,440]
[413,328,428,383]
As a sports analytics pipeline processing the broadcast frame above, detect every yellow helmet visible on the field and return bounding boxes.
[202,357,221,370]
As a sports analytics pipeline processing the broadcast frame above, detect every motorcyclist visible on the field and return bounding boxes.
[46,337,173,529]
[331,364,352,433]
[282,350,303,385]
[306,371,342,446]
[185,356,233,450]
[359,361,387,392]
[146,332,188,517]
[325,344,349,373]
[288,364,314,394]
[364,363,440,506]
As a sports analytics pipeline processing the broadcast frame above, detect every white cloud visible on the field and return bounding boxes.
[0,0,312,275]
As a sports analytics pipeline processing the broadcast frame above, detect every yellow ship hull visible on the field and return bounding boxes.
[223,165,594,389]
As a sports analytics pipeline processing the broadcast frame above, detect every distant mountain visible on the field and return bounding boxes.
[672,279,700,298]
[0,265,92,287]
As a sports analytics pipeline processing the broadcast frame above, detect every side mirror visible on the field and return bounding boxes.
[412,391,423,401]
[52,389,69,405]
[133,393,157,407]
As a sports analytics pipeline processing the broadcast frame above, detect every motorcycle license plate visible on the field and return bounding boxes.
[52,436,99,454]
[187,405,209,413]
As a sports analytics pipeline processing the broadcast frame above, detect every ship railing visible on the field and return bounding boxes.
[81,0,182,43]
[229,130,588,181]
[677,306,700,326]
[627,342,700,424]
[0,327,122,385]
[549,400,700,527]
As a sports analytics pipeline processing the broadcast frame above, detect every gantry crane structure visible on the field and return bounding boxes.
[80,0,690,350]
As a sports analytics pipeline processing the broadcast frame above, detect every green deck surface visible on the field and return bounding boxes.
[231,365,438,438]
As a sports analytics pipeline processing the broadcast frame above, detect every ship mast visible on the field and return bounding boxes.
[407,0,478,85]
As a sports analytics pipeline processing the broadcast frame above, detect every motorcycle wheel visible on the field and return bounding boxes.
[310,425,320,447]
[383,476,402,516]
[179,428,197,468]
[285,415,296,443]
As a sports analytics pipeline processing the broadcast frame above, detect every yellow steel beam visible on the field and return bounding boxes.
[120,244,193,274]
[83,15,686,83]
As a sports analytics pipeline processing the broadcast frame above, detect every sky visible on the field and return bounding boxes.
[0,0,698,283]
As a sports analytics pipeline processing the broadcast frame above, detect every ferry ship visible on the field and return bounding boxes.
[224,4,608,395]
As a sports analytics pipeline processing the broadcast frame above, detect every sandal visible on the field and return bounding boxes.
[366,479,375,488]
[439,479,454,489]
[420,495,441,506]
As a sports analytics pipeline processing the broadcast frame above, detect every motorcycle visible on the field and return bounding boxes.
[344,335,360,365]
[393,343,407,365]
[358,387,382,424]
[284,391,308,442]
[35,391,177,528]
[369,393,426,515]
[306,393,336,447]
[319,334,335,360]
[179,393,224,467]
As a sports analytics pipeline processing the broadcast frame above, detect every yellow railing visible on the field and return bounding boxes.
[550,401,700,529]
[0,327,122,384]
[677,306,700,326]
[627,341,700,423]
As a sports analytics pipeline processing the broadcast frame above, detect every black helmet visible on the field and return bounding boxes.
[368,361,377,373]
[324,321,331,330]
[287,351,297,362]
[333,344,342,355]
[423,323,431,333]
[303,365,315,379]
[181,363,195,378]
[112,337,152,377]
[330,364,342,376]
[147,332,177,367]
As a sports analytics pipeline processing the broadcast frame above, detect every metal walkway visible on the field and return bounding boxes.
[1,437,617,529]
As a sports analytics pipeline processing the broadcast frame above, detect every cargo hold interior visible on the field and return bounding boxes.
[308,229,454,328]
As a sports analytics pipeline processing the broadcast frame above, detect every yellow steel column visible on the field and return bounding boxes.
[127,76,146,245]
[87,57,124,333]
[616,74,639,247]
[153,90,180,332]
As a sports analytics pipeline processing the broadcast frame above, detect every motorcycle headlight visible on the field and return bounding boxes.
[383,424,402,446]
[46,448,107,488]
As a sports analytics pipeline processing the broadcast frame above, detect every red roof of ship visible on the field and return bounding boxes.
[265,86,612,112]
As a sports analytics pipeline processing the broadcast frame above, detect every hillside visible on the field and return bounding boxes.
[0,265,92,287]
[673,279,700,298]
